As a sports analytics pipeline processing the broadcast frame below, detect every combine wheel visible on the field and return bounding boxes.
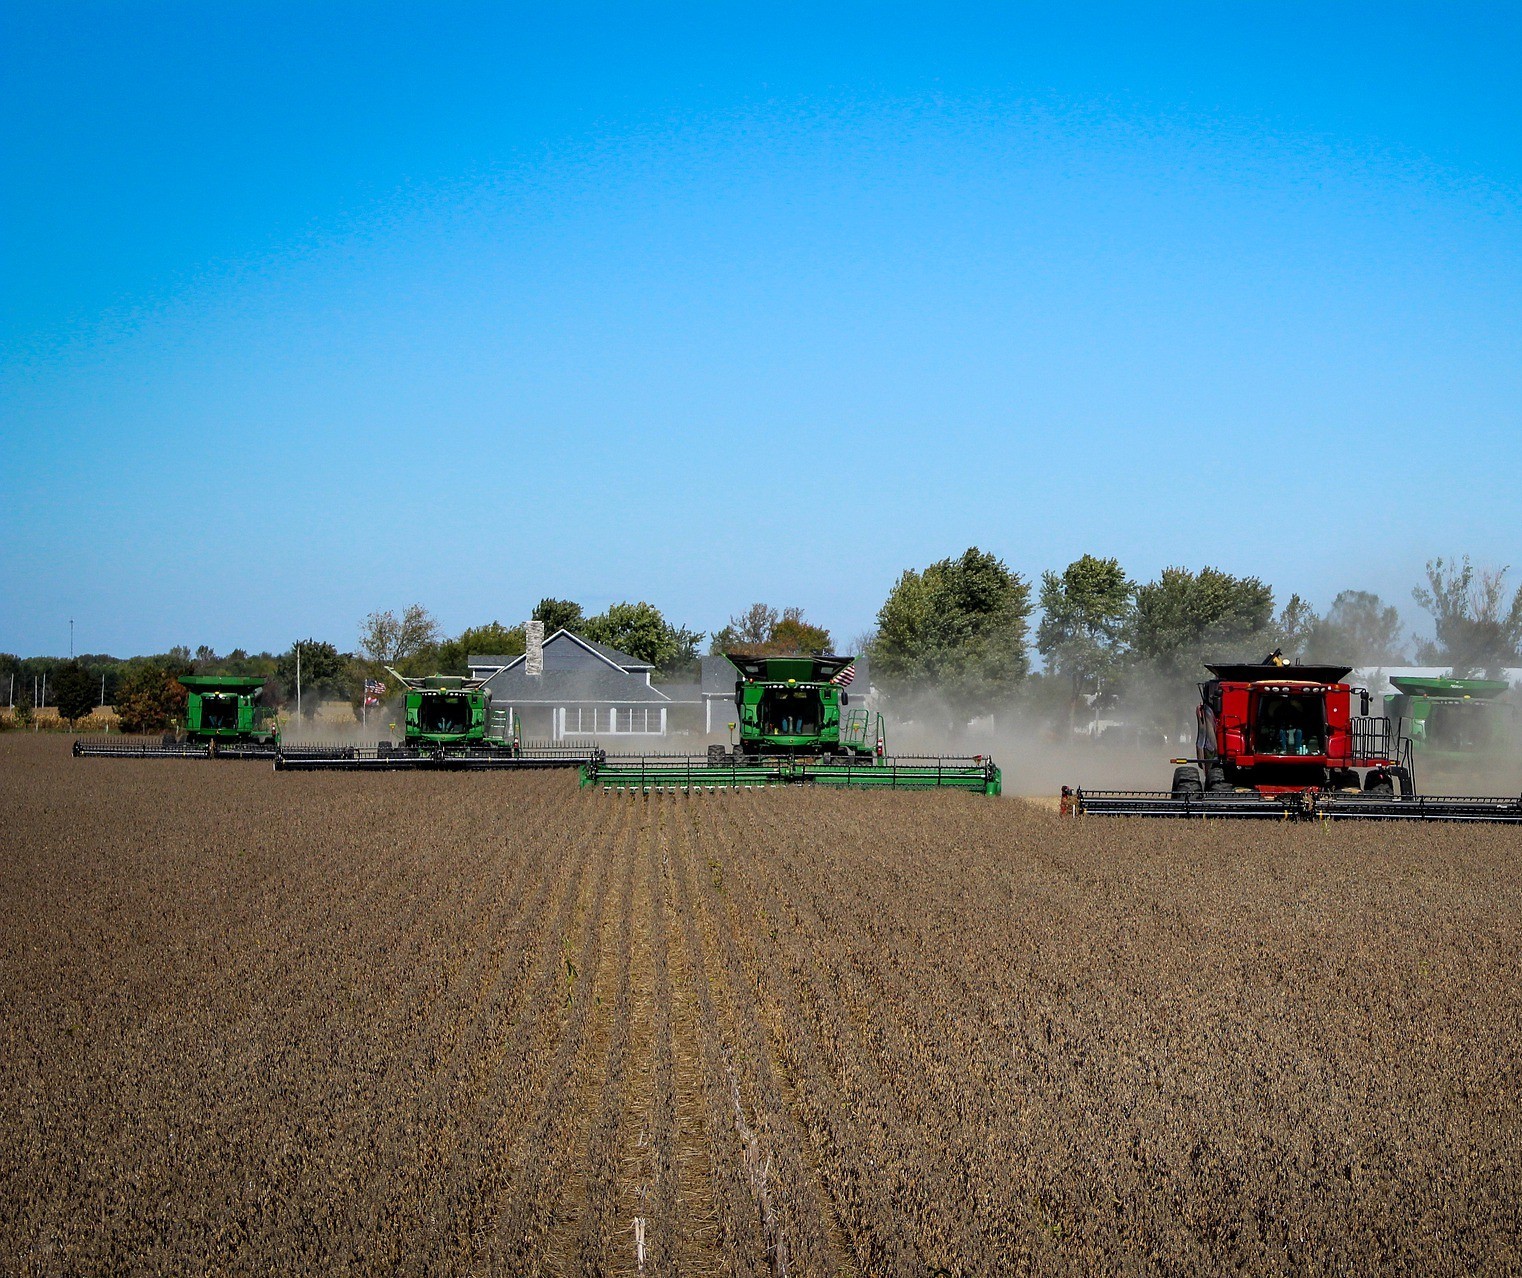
[162,733,176,749]
[1171,766,1203,799]
[1204,761,1230,792]
[1330,768,1360,791]
[707,744,726,767]
[1363,769,1394,796]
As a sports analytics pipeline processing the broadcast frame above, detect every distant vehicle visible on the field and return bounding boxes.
[1063,654,1522,822]
[275,670,597,771]
[73,674,280,760]
[581,653,1002,793]
[1384,676,1519,788]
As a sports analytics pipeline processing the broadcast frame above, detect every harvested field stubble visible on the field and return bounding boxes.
[2,734,1520,1275]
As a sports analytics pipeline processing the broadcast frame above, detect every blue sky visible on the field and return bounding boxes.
[3,3,1519,658]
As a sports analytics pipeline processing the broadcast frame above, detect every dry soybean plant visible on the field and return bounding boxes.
[2,733,1520,1275]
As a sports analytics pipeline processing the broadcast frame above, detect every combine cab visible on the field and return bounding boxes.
[74,674,280,760]
[1064,656,1522,822]
[275,670,597,771]
[581,653,1001,794]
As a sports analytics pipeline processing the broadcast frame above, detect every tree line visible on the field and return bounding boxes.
[0,598,707,731]
[3,554,1517,733]
[870,550,1522,734]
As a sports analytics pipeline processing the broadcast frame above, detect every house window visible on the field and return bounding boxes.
[612,706,664,734]
[558,706,666,736]
[559,708,606,735]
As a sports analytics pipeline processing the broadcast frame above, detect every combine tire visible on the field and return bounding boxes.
[1204,761,1230,792]
[1330,768,1360,791]
[162,733,176,748]
[1171,766,1204,799]
[1363,770,1394,796]
[707,744,726,767]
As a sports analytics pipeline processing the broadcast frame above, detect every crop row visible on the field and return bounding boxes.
[2,735,1519,1274]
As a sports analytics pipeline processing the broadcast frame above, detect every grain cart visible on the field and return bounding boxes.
[1063,656,1522,822]
[275,669,598,771]
[1383,676,1520,791]
[73,674,280,760]
[580,653,1001,794]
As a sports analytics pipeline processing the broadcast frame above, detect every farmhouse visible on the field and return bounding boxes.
[469,628,686,742]
[467,629,873,744]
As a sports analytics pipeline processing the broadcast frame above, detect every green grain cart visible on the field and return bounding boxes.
[580,653,1001,794]
[73,674,280,759]
[1385,675,1519,791]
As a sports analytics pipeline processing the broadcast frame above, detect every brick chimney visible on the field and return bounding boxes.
[524,620,545,676]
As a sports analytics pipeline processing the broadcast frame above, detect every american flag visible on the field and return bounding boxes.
[829,662,856,687]
[364,678,385,707]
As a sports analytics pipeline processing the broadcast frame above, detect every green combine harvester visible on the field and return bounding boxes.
[580,653,1001,794]
[275,669,598,771]
[1385,675,1519,790]
[73,674,280,759]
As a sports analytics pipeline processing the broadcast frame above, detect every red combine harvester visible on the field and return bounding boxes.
[1064,655,1522,822]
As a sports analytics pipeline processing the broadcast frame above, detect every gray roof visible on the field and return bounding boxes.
[469,628,651,677]
[575,634,652,670]
[482,666,670,704]
[701,654,741,696]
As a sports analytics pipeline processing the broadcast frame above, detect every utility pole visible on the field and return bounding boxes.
[100,673,106,707]
[70,619,74,659]
[296,643,302,721]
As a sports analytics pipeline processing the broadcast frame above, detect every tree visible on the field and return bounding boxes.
[52,660,97,725]
[711,604,832,656]
[582,602,705,674]
[433,622,526,675]
[533,598,585,636]
[358,604,442,665]
[710,604,778,653]
[1412,557,1522,675]
[113,664,189,733]
[1130,566,1275,679]
[769,609,832,655]
[1270,593,1318,661]
[1125,566,1274,731]
[1036,555,1133,729]
[873,547,1032,720]
[275,640,350,718]
[1305,590,1408,665]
